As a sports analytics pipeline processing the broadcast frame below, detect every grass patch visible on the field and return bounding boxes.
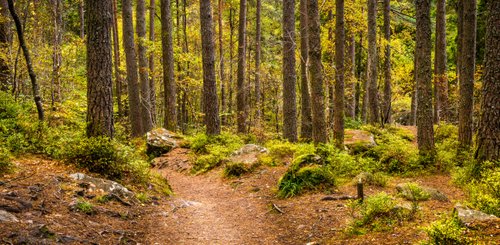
[75,199,94,215]
[397,182,431,201]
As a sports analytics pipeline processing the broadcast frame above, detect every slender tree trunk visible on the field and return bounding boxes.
[123,0,143,136]
[218,0,226,125]
[299,0,312,140]
[458,0,476,149]
[149,0,157,124]
[112,0,123,117]
[7,0,44,121]
[51,0,62,108]
[415,0,435,158]
[367,0,379,124]
[434,0,449,123]
[161,0,177,131]
[308,0,327,143]
[475,0,500,162]
[456,0,463,93]
[255,0,262,122]
[333,0,345,148]
[327,10,334,133]
[282,0,297,142]
[79,1,84,38]
[346,32,356,119]
[360,28,368,123]
[236,0,248,133]
[382,0,391,124]
[137,0,153,132]
[228,7,234,123]
[200,0,221,135]
[0,0,10,92]
[85,0,114,138]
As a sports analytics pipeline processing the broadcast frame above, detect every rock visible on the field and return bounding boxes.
[146,128,183,157]
[344,130,376,153]
[0,210,18,222]
[455,204,500,228]
[228,144,268,167]
[69,173,134,200]
[396,183,448,202]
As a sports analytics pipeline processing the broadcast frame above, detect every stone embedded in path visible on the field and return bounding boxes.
[228,144,268,166]
[454,204,500,228]
[146,128,183,157]
[69,173,134,200]
[0,210,18,222]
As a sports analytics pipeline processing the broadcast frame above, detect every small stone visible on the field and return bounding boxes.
[0,210,18,222]
[455,204,499,228]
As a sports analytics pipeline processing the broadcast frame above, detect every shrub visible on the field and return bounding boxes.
[423,213,471,245]
[264,140,315,165]
[0,146,13,175]
[369,133,420,174]
[397,182,431,201]
[277,154,336,198]
[223,162,252,178]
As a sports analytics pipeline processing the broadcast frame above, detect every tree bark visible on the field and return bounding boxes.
[122,0,143,136]
[308,0,327,143]
[458,0,476,149]
[333,0,345,148]
[7,0,44,121]
[0,0,10,92]
[382,0,391,124]
[200,0,221,135]
[149,0,156,124]
[415,0,435,158]
[229,7,234,123]
[85,0,114,138]
[367,0,379,124]
[137,0,153,132]
[299,0,312,140]
[282,0,297,142]
[475,0,500,162]
[433,0,449,123]
[161,0,177,131]
[218,0,226,125]
[51,0,62,108]
[111,0,123,117]
[236,0,248,133]
[255,0,262,122]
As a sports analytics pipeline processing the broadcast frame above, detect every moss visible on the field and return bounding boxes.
[75,200,94,215]
[397,183,431,201]
[223,162,252,178]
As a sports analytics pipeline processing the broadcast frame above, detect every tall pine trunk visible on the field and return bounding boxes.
[200,0,221,135]
[308,0,327,143]
[475,0,500,162]
[415,0,435,158]
[218,0,226,125]
[51,0,62,108]
[333,0,345,148]
[299,0,312,140]
[161,0,177,131]
[255,0,262,122]
[382,0,391,124]
[123,0,143,136]
[458,0,476,149]
[149,0,156,124]
[137,0,153,132]
[236,0,248,133]
[434,0,449,123]
[85,0,114,138]
[367,0,379,124]
[282,0,297,142]
[112,0,123,118]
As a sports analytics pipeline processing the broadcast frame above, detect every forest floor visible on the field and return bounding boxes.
[1,150,498,244]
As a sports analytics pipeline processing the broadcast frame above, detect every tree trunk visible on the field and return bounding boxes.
[137,0,153,132]
[382,0,391,124]
[475,0,500,162]
[327,10,334,133]
[458,0,476,149]
[200,0,221,135]
[333,0,345,148]
[122,0,143,136]
[112,0,123,118]
[229,7,234,124]
[347,33,356,119]
[7,0,44,121]
[415,0,435,158]
[456,0,463,92]
[218,0,226,125]
[79,1,84,38]
[51,0,62,108]
[308,0,327,143]
[255,0,262,122]
[367,0,379,124]
[434,0,448,123]
[161,0,177,131]
[84,0,114,138]
[282,0,297,142]
[299,0,312,140]
[236,0,248,133]
[0,0,10,92]
[149,0,156,124]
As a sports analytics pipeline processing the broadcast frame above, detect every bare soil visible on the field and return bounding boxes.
[1,150,498,244]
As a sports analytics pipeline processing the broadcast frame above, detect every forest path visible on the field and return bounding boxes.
[144,149,284,244]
